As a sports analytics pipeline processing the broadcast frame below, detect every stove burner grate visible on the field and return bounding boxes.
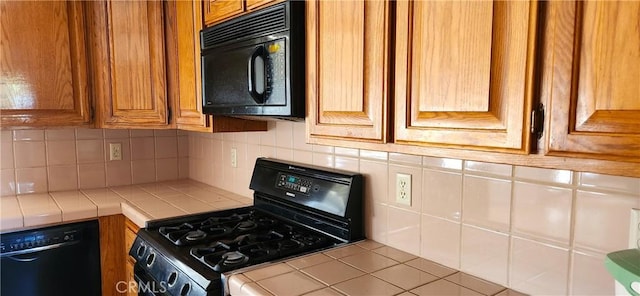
[185,229,207,241]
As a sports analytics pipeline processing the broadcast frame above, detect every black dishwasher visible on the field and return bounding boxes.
[1,220,101,296]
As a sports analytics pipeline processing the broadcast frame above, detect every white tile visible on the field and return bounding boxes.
[510,237,569,295]
[422,169,462,221]
[421,214,461,269]
[512,182,572,245]
[514,166,572,185]
[570,250,614,296]
[574,190,640,253]
[464,161,512,177]
[579,172,640,195]
[389,153,422,166]
[18,194,62,227]
[460,225,509,286]
[422,156,462,170]
[387,207,421,255]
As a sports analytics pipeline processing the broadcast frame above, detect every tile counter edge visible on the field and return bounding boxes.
[0,179,254,232]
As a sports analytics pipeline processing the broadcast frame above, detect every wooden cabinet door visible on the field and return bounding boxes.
[203,0,244,26]
[124,218,139,296]
[246,0,275,11]
[544,1,640,162]
[307,0,391,143]
[1,1,90,127]
[166,0,211,132]
[87,1,169,129]
[394,1,538,153]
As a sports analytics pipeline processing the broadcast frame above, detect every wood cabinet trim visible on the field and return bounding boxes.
[99,215,127,296]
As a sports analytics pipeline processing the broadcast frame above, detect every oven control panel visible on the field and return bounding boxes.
[276,173,313,195]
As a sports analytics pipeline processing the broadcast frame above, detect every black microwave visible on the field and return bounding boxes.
[200,1,305,120]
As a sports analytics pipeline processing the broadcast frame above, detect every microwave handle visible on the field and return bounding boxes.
[248,46,266,104]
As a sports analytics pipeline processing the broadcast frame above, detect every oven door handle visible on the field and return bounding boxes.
[247,45,266,104]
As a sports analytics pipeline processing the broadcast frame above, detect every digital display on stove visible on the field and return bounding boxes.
[276,173,312,195]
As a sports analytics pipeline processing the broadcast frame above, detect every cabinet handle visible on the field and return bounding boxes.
[530,103,545,140]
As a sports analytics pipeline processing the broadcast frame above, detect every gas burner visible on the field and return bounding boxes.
[255,216,277,227]
[200,226,228,236]
[159,223,194,236]
[236,221,257,232]
[190,242,231,259]
[223,252,247,265]
[204,251,249,272]
[200,213,250,227]
[185,230,207,241]
[223,231,283,247]
[278,239,302,250]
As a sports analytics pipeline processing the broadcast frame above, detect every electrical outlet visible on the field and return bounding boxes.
[230,148,237,168]
[109,143,122,161]
[396,173,412,206]
[629,208,640,248]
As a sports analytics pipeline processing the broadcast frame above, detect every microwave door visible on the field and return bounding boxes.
[202,44,265,108]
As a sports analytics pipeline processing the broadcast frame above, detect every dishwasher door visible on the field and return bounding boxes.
[1,220,101,296]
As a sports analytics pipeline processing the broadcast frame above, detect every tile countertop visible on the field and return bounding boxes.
[0,179,253,232]
[227,241,529,296]
[1,181,527,296]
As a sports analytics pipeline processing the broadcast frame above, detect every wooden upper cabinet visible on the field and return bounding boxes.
[87,1,169,129]
[0,1,90,127]
[394,1,538,153]
[246,0,275,11]
[203,0,277,27]
[544,1,640,162]
[204,0,244,25]
[166,0,211,132]
[307,0,391,143]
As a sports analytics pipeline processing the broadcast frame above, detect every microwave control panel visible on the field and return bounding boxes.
[264,39,286,102]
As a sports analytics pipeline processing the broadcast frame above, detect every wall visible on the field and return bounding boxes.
[0,128,188,196]
[188,121,640,296]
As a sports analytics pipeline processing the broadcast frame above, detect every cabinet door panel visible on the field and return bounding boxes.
[546,1,640,161]
[166,0,211,132]
[307,0,390,142]
[395,1,536,152]
[109,1,167,125]
[204,0,244,26]
[89,1,168,128]
[0,1,90,127]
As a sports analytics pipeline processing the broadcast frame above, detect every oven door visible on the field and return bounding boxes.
[202,33,295,117]
[134,266,169,296]
[134,265,209,296]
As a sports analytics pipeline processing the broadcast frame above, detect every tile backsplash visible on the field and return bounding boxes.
[1,128,188,195]
[188,121,640,296]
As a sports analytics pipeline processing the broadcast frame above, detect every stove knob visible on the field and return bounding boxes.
[146,252,155,267]
[167,271,178,287]
[136,245,146,258]
[180,283,190,296]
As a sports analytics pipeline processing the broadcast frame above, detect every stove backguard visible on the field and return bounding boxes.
[249,158,364,242]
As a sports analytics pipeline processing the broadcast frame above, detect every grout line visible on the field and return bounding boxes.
[506,164,516,289]
[565,171,579,295]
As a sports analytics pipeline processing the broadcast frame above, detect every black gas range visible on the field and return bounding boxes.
[129,158,364,296]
